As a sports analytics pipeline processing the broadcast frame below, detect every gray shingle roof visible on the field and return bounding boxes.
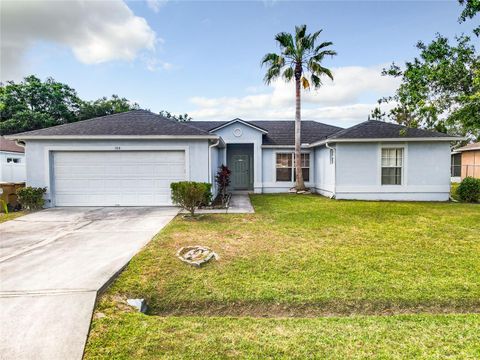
[190,120,343,145]
[327,120,450,140]
[10,111,455,145]
[11,110,211,137]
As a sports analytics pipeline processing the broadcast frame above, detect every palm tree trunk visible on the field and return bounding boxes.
[295,75,305,190]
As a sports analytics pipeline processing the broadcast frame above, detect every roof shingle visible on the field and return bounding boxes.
[327,120,450,140]
[10,110,210,137]
[190,120,343,145]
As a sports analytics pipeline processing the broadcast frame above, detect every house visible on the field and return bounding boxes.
[5,110,460,207]
[452,142,480,180]
[0,136,26,183]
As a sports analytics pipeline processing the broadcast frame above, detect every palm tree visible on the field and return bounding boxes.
[262,25,337,190]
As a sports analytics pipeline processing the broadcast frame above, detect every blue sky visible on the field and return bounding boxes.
[1,0,476,127]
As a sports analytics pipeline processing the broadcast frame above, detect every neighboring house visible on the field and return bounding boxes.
[0,136,26,183]
[452,142,480,180]
[6,110,460,207]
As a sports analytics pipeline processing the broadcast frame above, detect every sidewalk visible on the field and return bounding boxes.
[194,194,255,214]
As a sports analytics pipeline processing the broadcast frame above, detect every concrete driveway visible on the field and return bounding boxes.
[0,207,178,360]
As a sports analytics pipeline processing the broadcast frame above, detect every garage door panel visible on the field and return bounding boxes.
[53,151,186,206]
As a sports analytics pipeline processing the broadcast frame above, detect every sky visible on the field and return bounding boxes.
[0,0,477,128]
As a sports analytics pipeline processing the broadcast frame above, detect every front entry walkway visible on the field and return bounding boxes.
[0,207,178,360]
[194,194,255,214]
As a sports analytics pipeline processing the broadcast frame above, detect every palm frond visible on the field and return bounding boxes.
[314,41,334,52]
[295,25,307,43]
[275,32,295,51]
[261,53,285,67]
[310,30,323,45]
[264,65,282,85]
[301,76,310,90]
[310,74,322,88]
[282,67,294,82]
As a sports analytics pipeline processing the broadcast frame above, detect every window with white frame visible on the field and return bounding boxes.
[329,149,334,164]
[275,153,310,182]
[381,148,403,185]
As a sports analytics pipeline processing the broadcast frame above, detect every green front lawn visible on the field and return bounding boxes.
[86,314,480,359]
[86,195,480,358]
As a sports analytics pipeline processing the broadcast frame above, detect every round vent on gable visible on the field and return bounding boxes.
[233,128,243,137]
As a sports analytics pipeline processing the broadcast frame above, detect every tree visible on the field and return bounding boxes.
[458,0,480,36]
[78,95,139,120]
[159,110,192,122]
[0,76,142,135]
[375,34,480,141]
[0,75,82,135]
[262,25,336,190]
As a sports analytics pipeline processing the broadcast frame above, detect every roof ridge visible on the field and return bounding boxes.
[155,112,211,135]
[12,109,150,137]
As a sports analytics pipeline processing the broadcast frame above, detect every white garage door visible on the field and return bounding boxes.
[53,151,186,206]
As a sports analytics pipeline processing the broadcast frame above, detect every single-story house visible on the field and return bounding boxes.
[0,136,26,183]
[451,142,480,181]
[6,110,460,206]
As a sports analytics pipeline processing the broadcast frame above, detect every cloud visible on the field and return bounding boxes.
[0,0,157,81]
[188,65,400,127]
[144,57,174,72]
[146,0,168,13]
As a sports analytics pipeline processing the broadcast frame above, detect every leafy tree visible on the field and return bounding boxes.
[159,110,192,122]
[373,34,480,141]
[0,75,82,135]
[78,95,139,120]
[458,0,480,36]
[0,76,142,135]
[262,25,336,190]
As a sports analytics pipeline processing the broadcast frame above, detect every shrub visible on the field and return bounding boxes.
[215,165,231,204]
[171,182,211,216]
[17,187,47,210]
[457,177,480,202]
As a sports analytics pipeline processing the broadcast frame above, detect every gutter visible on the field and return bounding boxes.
[308,136,467,148]
[4,135,220,141]
[208,138,221,184]
[324,141,336,199]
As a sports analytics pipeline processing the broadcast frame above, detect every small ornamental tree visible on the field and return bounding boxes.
[170,181,211,217]
[215,164,231,204]
[17,187,47,210]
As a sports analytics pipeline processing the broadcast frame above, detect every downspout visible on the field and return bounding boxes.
[208,138,221,193]
[325,141,336,199]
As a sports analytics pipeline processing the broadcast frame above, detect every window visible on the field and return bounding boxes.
[6,157,21,164]
[276,153,310,182]
[329,149,335,165]
[381,148,403,185]
[276,153,292,181]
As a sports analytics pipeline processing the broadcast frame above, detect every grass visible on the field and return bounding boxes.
[86,314,480,359]
[0,211,25,223]
[85,195,480,358]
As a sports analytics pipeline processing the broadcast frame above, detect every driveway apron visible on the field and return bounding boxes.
[0,207,178,360]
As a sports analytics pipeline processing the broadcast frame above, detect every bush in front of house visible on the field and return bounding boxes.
[16,187,47,210]
[215,164,231,205]
[170,181,212,217]
[457,177,480,202]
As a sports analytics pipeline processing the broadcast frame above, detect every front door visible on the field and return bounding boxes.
[231,154,250,190]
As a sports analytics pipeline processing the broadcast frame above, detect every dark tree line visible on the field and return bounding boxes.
[0,75,191,135]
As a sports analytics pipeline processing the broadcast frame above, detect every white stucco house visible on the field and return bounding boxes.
[6,110,460,207]
[0,136,26,183]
